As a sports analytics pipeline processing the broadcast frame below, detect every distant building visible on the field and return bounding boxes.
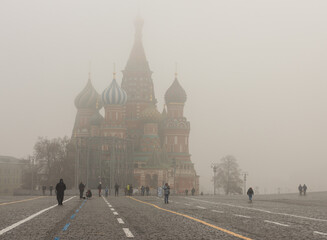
[0,156,27,194]
[72,16,199,193]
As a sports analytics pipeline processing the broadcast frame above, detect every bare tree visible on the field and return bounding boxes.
[32,136,75,188]
[213,155,243,195]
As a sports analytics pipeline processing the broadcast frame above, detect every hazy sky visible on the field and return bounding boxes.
[1,0,327,193]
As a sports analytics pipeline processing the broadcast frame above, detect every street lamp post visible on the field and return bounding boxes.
[211,163,218,195]
[242,172,248,195]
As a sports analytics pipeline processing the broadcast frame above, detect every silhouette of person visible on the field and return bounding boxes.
[55,179,66,205]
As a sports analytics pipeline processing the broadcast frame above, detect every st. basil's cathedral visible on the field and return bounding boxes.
[72,16,199,194]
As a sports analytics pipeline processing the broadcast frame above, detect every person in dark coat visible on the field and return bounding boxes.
[303,184,307,196]
[185,189,188,196]
[129,184,133,196]
[42,186,46,195]
[55,179,66,205]
[79,182,85,199]
[86,189,92,198]
[298,184,303,195]
[49,186,53,196]
[247,187,254,202]
[145,186,150,196]
[191,187,196,196]
[141,186,145,196]
[98,182,102,197]
[115,183,120,197]
[163,183,170,204]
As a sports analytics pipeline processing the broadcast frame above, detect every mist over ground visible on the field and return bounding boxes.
[1,0,326,194]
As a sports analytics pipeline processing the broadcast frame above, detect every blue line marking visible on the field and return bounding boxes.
[76,209,79,213]
[54,237,60,240]
[62,223,70,231]
[70,214,76,219]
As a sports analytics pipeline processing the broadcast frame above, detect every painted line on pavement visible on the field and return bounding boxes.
[196,206,206,209]
[264,220,289,227]
[188,198,327,223]
[113,212,119,215]
[0,196,46,206]
[117,218,125,224]
[0,196,75,236]
[110,208,115,211]
[212,210,224,213]
[128,197,252,240]
[185,203,191,206]
[123,228,134,238]
[234,214,251,219]
[54,199,86,239]
[62,223,70,231]
[314,231,327,236]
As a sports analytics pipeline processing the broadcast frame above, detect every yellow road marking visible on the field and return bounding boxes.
[0,196,46,206]
[128,197,252,240]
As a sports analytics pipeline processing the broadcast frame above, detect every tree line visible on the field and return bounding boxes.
[21,136,75,190]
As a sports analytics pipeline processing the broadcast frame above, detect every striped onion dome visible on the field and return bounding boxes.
[164,77,187,104]
[75,78,102,109]
[102,79,127,105]
[139,105,162,123]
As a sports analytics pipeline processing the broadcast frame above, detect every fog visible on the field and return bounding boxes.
[1,0,327,194]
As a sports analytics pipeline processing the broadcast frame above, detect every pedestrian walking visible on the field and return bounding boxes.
[185,189,188,196]
[98,182,102,197]
[247,187,254,202]
[79,182,85,199]
[129,184,133,196]
[55,179,66,205]
[42,186,46,196]
[303,184,307,196]
[126,184,130,196]
[146,186,150,196]
[163,183,170,204]
[298,184,303,196]
[105,186,109,197]
[49,186,53,196]
[191,187,195,196]
[115,183,119,196]
[141,186,145,196]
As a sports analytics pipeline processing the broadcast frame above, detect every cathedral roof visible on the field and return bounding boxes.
[102,78,127,105]
[90,112,104,126]
[74,77,102,110]
[164,76,187,104]
[139,105,162,123]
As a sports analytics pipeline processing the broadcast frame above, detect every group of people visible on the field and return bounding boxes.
[185,188,196,196]
[298,184,308,196]
[125,184,134,196]
[41,185,54,196]
[140,186,150,196]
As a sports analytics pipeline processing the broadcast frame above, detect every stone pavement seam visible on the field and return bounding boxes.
[102,196,135,238]
[53,198,86,240]
[0,196,76,236]
[187,197,327,222]
[0,196,47,206]
[128,197,253,240]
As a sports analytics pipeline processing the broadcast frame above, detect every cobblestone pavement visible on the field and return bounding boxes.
[0,192,327,239]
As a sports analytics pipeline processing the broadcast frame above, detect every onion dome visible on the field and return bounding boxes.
[75,78,102,109]
[139,105,162,122]
[90,112,104,126]
[164,76,187,104]
[102,79,127,105]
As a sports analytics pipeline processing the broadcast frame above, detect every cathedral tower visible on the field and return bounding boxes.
[101,72,128,139]
[121,16,157,144]
[73,74,102,138]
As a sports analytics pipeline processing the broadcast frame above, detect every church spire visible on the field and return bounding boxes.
[123,15,151,74]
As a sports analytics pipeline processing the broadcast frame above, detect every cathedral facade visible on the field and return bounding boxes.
[72,17,199,194]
